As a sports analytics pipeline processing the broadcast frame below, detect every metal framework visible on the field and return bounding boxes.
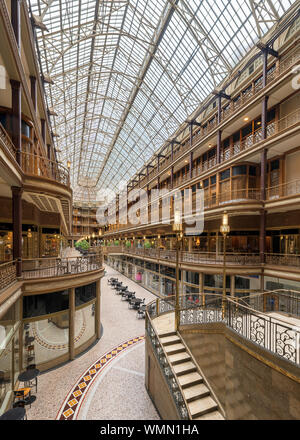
[27,0,294,202]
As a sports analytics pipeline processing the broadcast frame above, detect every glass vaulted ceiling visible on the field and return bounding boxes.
[28,0,293,202]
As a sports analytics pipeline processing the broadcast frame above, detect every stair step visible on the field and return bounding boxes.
[178,372,203,389]
[183,383,210,402]
[195,410,225,420]
[160,335,181,346]
[157,331,177,338]
[173,361,197,376]
[164,343,186,355]
[189,396,218,419]
[168,352,191,365]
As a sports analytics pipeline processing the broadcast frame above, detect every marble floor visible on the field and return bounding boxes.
[26,264,160,420]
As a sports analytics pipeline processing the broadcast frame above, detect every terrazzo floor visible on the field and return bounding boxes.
[26,264,160,420]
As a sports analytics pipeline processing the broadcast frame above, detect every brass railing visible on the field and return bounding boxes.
[0,123,17,159]
[265,253,300,268]
[22,253,102,279]
[21,151,70,186]
[147,292,300,366]
[136,50,300,190]
[105,246,261,265]
[0,260,17,291]
[266,179,300,200]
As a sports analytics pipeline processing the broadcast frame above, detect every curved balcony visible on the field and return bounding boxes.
[105,246,261,267]
[22,254,102,279]
[0,260,17,291]
[21,151,70,187]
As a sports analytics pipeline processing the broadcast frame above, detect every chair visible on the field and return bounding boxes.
[14,388,32,408]
[137,304,146,319]
[25,365,38,392]
[26,345,35,363]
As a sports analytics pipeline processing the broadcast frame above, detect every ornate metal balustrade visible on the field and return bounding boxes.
[145,312,190,419]
[175,293,300,366]
[238,290,300,318]
[0,123,16,159]
[21,152,70,187]
[22,253,102,279]
[265,253,300,268]
[0,260,17,291]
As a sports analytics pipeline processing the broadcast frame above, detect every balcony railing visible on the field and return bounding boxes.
[267,179,300,200]
[105,246,261,265]
[265,253,300,268]
[0,260,17,291]
[0,123,16,159]
[22,253,102,279]
[21,152,70,187]
[136,49,300,190]
[177,293,300,366]
[237,289,300,318]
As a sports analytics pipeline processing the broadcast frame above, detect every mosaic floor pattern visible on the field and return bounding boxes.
[56,335,145,420]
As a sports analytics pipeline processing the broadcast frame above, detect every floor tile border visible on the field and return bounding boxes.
[55,335,145,420]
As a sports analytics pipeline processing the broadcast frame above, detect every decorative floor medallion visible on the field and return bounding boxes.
[56,335,145,420]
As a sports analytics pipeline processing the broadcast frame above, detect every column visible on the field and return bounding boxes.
[199,272,204,306]
[30,76,37,111]
[10,80,21,165]
[171,165,174,189]
[95,279,101,339]
[189,151,193,179]
[41,119,46,144]
[12,186,23,278]
[188,236,193,252]
[69,287,75,360]
[217,130,222,164]
[11,0,21,50]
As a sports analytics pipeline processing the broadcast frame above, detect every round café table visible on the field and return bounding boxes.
[18,368,40,393]
[0,407,26,420]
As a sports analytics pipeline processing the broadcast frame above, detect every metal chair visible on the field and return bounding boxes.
[137,304,146,319]
[13,388,32,408]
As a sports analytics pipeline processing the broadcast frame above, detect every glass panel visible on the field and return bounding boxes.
[23,291,69,318]
[23,314,69,368]
[74,303,96,350]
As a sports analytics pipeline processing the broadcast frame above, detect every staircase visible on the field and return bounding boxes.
[159,331,225,420]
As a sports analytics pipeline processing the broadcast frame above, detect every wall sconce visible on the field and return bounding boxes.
[67,160,71,168]
[27,228,32,238]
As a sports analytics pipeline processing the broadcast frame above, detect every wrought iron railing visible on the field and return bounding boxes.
[0,260,17,291]
[145,311,190,419]
[22,253,102,279]
[266,179,300,200]
[175,293,300,366]
[238,289,300,318]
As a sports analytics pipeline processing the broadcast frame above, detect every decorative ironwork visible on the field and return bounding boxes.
[22,253,102,279]
[0,260,17,291]
[146,315,189,420]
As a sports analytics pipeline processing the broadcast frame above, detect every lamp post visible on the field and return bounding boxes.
[173,210,183,331]
[220,211,230,319]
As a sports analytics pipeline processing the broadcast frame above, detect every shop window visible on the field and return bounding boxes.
[220,169,230,181]
[242,123,252,138]
[75,282,96,306]
[23,290,69,318]
[249,166,257,176]
[233,165,247,176]
[267,108,276,122]
[210,175,216,185]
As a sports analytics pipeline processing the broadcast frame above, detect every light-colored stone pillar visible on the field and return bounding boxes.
[188,237,193,252]
[95,279,101,339]
[69,287,75,360]
[199,272,205,305]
